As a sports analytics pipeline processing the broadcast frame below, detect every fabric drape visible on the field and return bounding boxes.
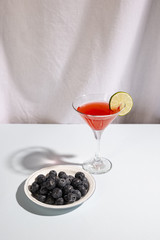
[0,0,159,123]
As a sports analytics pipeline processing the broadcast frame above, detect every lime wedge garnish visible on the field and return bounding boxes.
[109,91,133,116]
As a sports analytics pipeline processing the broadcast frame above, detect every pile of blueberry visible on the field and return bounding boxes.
[29,170,89,205]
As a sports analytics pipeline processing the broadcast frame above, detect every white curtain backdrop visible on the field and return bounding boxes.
[0,0,160,124]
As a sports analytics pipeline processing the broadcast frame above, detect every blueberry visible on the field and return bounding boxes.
[57,178,67,188]
[47,190,53,196]
[52,188,62,199]
[35,174,46,184]
[83,177,89,182]
[49,170,57,178]
[72,189,82,200]
[82,177,89,190]
[66,175,74,185]
[77,185,88,196]
[66,193,77,203]
[36,194,46,203]
[30,182,39,193]
[58,171,68,179]
[71,178,82,188]
[45,196,55,205]
[65,177,71,185]
[39,186,48,195]
[64,194,68,202]
[55,197,64,205]
[75,172,85,181]
[45,178,56,190]
[63,185,74,195]
[82,181,89,190]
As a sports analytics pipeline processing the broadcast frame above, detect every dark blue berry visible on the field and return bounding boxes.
[63,185,74,195]
[71,178,82,188]
[35,174,46,184]
[72,189,82,200]
[49,170,57,178]
[55,197,64,205]
[82,177,89,190]
[77,185,87,196]
[58,171,68,179]
[57,178,67,188]
[39,186,48,195]
[30,182,39,193]
[64,194,68,203]
[52,188,62,199]
[36,194,46,202]
[67,193,77,203]
[66,175,74,185]
[45,178,56,190]
[83,177,89,182]
[45,196,54,205]
[75,172,85,181]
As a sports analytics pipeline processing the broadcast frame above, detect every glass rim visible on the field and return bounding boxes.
[72,94,125,118]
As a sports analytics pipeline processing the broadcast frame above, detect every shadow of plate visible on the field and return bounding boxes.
[16,180,81,216]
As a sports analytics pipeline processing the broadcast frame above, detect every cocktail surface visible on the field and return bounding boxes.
[77,102,120,130]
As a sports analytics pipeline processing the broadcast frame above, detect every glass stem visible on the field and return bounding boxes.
[93,130,103,162]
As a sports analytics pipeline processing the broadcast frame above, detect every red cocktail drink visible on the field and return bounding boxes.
[77,102,120,130]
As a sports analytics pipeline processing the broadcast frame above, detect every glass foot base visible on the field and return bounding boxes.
[82,157,112,174]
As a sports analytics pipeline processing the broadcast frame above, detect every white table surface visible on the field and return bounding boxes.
[0,124,160,240]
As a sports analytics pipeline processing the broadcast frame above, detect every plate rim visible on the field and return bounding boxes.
[24,165,96,209]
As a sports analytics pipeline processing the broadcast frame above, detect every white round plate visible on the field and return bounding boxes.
[24,165,96,209]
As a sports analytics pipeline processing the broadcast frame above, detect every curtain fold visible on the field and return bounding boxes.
[0,0,159,123]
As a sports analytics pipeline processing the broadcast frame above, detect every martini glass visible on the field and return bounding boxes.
[72,93,122,174]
